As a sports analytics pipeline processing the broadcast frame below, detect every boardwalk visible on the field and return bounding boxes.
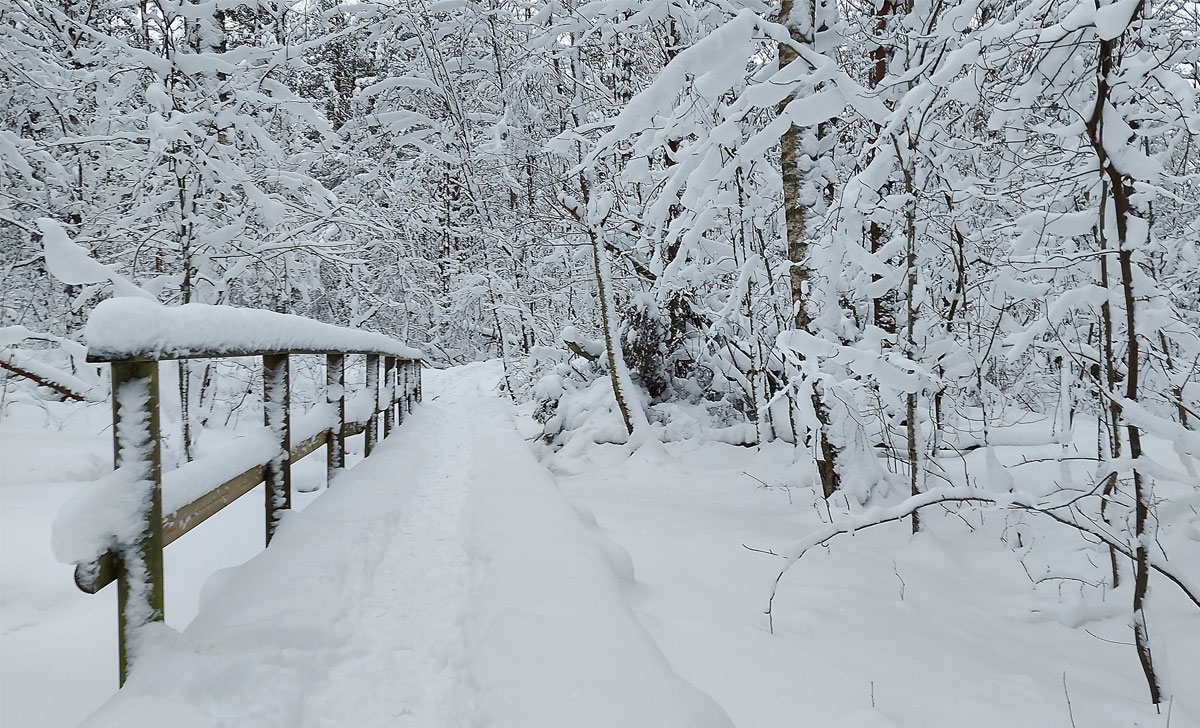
[74,362,731,728]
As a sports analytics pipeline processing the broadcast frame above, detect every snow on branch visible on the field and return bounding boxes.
[84,298,424,362]
[0,325,104,401]
[0,347,103,402]
[37,218,154,299]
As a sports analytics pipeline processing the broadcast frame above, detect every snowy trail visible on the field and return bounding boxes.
[294,372,478,727]
[78,361,731,728]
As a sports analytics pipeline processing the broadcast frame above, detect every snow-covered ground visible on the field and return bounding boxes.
[3,362,1197,726]
[549,438,1200,727]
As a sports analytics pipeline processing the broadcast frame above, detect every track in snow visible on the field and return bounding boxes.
[296,369,480,727]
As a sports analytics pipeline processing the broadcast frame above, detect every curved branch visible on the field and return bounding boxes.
[763,486,1200,633]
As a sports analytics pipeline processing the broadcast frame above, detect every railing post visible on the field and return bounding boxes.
[397,359,406,424]
[406,360,415,413]
[365,354,379,456]
[263,354,291,545]
[383,357,395,437]
[405,360,416,412]
[326,353,345,481]
[110,360,164,686]
[416,360,423,403]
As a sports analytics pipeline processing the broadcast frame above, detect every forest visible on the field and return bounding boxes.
[2,0,1199,722]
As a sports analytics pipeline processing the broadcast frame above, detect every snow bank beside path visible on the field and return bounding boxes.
[74,361,731,727]
[551,437,1200,728]
[461,385,734,728]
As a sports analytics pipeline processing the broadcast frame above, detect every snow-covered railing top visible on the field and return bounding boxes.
[59,305,424,686]
[84,298,424,363]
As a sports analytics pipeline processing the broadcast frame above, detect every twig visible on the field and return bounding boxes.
[742,471,774,488]
[764,486,1200,631]
[1063,672,1077,728]
[1084,628,1133,646]
[743,470,794,504]
[743,544,781,557]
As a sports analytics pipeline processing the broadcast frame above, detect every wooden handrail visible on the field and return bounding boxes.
[73,347,422,685]
[85,347,421,363]
[74,427,335,594]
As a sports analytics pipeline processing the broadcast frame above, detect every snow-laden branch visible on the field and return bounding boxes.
[37,218,154,300]
[0,347,104,402]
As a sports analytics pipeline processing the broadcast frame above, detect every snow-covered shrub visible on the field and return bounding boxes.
[620,290,707,402]
[527,309,763,450]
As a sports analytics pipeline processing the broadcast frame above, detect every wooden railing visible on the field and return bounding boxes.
[74,345,422,684]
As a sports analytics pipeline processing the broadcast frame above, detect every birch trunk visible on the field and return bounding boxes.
[778,0,840,497]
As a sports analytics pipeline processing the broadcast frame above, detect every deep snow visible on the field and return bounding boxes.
[548,439,1200,727]
[2,361,1197,727]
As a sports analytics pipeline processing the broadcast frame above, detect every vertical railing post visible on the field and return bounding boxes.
[383,357,395,437]
[263,354,291,545]
[365,353,379,456]
[110,360,163,686]
[326,353,345,482]
[397,359,406,424]
[406,360,414,413]
[406,360,416,412]
[403,359,412,414]
[416,360,423,403]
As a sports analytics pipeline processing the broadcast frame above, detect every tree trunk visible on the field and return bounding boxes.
[1085,3,1161,703]
[868,0,897,335]
[778,0,840,497]
[590,232,635,436]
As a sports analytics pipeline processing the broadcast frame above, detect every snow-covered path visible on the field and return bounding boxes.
[290,367,478,727]
[77,361,731,728]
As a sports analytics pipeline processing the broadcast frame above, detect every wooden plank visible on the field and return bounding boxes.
[75,552,118,594]
[167,430,333,546]
[164,464,266,545]
[77,430,331,594]
[72,347,416,627]
[291,430,327,462]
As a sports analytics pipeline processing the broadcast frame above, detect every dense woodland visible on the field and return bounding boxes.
[3,0,1199,707]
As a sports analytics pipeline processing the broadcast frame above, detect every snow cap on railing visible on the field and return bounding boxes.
[84,298,423,362]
